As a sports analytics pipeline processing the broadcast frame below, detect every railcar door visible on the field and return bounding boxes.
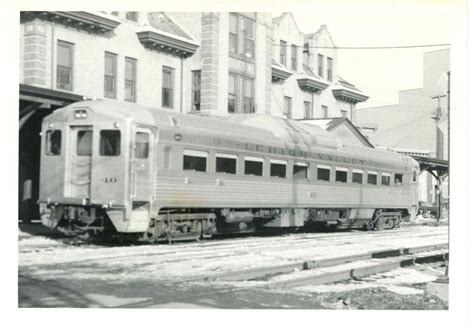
[65,126,93,199]
[130,126,154,203]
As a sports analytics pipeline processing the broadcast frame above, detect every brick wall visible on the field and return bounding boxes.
[200,13,220,112]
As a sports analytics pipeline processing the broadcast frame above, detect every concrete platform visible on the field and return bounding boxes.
[426,278,449,303]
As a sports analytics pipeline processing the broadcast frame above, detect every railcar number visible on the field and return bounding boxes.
[101,177,118,183]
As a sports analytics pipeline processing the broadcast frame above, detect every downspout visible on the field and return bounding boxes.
[51,21,55,89]
[180,56,184,113]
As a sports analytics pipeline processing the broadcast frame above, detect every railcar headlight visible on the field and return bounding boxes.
[74,110,88,119]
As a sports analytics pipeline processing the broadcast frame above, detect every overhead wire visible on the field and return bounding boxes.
[274,43,450,50]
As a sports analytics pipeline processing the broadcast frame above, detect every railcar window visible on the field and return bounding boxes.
[368,172,377,185]
[100,130,121,156]
[352,169,363,184]
[245,157,263,176]
[293,162,308,179]
[216,153,237,174]
[270,160,287,178]
[395,173,403,185]
[183,149,207,172]
[413,170,417,182]
[336,168,348,183]
[381,173,391,186]
[45,130,61,155]
[317,165,330,181]
[77,130,92,156]
[135,132,149,159]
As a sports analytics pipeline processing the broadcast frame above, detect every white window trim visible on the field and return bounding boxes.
[317,164,331,170]
[271,159,287,165]
[184,149,208,158]
[295,162,308,167]
[336,167,348,172]
[368,171,378,175]
[216,153,238,159]
[245,156,264,162]
[352,169,364,174]
[382,172,392,177]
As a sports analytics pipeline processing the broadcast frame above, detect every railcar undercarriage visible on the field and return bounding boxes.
[40,203,408,242]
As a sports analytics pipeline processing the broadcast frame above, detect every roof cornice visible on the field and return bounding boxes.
[21,11,121,33]
[332,89,369,103]
[136,29,199,57]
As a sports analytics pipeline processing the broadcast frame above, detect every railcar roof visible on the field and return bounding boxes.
[51,100,416,167]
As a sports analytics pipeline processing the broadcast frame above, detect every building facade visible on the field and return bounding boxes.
[19,11,369,221]
[354,48,450,206]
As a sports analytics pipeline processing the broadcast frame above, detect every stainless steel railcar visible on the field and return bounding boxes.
[39,100,419,241]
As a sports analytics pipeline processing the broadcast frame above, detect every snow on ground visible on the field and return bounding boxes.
[295,267,440,295]
[19,225,448,284]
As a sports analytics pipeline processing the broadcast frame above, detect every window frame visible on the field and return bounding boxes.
[317,164,331,182]
[368,171,378,185]
[162,66,174,109]
[291,44,297,70]
[395,173,403,185]
[280,40,287,66]
[352,169,363,184]
[104,52,117,99]
[318,54,324,77]
[284,96,292,119]
[45,129,62,156]
[99,130,121,157]
[229,13,256,60]
[124,57,137,102]
[244,156,263,176]
[327,57,333,81]
[134,132,149,159]
[335,167,348,183]
[216,153,237,175]
[293,162,308,180]
[304,101,312,119]
[322,105,328,118]
[76,130,93,157]
[183,149,208,172]
[381,172,391,186]
[270,159,287,178]
[192,70,201,112]
[56,40,74,91]
[126,12,138,22]
[228,73,255,114]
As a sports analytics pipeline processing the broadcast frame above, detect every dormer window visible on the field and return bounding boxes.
[126,12,138,22]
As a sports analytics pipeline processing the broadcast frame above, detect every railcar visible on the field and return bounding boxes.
[38,100,419,241]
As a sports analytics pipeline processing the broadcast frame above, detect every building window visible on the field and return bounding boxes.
[56,40,73,91]
[336,168,348,183]
[293,162,308,180]
[104,52,117,98]
[304,101,312,119]
[280,40,287,66]
[352,169,363,184]
[100,130,121,156]
[135,132,149,159]
[284,96,292,119]
[183,149,207,172]
[244,156,263,176]
[413,170,417,182]
[229,13,255,59]
[125,57,137,102]
[291,44,297,70]
[381,173,391,186]
[162,67,174,109]
[318,54,324,77]
[317,165,331,181]
[45,130,61,156]
[216,153,237,174]
[368,172,378,185]
[126,12,138,22]
[270,160,286,178]
[228,74,237,113]
[327,57,333,81]
[192,70,201,111]
[228,73,255,113]
[322,105,328,118]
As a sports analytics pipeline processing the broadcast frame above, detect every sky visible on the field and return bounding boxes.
[274,4,454,108]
